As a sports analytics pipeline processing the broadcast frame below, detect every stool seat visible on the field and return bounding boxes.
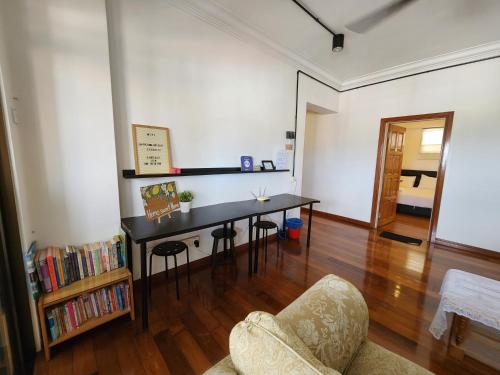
[149,240,189,300]
[211,228,237,239]
[211,224,237,274]
[253,220,280,268]
[254,220,278,230]
[152,241,187,257]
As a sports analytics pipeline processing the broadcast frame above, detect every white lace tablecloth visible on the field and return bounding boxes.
[429,269,500,339]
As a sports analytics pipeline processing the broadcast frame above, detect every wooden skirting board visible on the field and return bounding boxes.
[434,238,500,262]
[300,207,372,228]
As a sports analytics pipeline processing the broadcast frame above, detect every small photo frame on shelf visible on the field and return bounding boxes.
[261,160,276,171]
[132,124,172,175]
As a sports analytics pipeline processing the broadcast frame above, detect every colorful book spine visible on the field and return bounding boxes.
[62,247,70,285]
[86,245,95,276]
[113,235,125,268]
[46,248,58,291]
[80,248,88,277]
[39,249,52,293]
[47,311,56,340]
[55,247,65,287]
[76,247,84,280]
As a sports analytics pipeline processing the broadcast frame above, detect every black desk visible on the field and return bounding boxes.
[121,193,319,329]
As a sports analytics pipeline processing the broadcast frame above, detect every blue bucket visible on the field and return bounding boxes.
[286,218,304,229]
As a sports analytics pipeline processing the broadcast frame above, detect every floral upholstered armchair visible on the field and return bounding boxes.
[204,274,432,375]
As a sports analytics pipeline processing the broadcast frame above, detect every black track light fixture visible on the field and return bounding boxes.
[291,0,344,53]
[332,34,344,52]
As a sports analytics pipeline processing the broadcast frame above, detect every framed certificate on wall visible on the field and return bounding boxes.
[132,124,172,175]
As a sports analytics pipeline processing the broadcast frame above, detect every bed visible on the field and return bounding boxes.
[397,169,437,217]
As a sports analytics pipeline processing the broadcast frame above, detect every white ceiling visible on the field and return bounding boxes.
[209,0,500,84]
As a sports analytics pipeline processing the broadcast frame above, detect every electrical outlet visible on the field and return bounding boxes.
[182,235,200,248]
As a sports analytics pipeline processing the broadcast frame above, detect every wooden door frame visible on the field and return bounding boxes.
[370,111,454,242]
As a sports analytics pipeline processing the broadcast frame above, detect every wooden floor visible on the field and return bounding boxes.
[34,213,500,375]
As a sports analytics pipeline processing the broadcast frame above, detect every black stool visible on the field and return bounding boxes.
[211,223,237,271]
[149,241,190,300]
[254,220,279,264]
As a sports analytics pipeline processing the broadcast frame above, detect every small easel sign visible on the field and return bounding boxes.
[140,182,180,223]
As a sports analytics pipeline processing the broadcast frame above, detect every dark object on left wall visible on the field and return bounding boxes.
[0,90,35,373]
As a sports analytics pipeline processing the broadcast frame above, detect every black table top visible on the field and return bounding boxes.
[121,194,319,243]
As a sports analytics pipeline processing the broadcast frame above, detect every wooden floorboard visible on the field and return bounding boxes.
[34,213,500,374]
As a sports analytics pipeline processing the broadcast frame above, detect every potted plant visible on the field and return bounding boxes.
[179,191,194,213]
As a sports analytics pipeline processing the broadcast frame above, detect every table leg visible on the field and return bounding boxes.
[248,217,253,276]
[254,215,261,273]
[126,233,132,272]
[282,210,286,233]
[307,203,313,247]
[454,315,469,345]
[448,314,469,361]
[140,242,148,330]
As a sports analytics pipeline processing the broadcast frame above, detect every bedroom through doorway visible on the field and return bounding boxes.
[371,112,454,244]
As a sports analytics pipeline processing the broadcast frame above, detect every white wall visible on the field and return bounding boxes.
[0,0,121,349]
[302,112,343,214]
[106,0,339,279]
[321,58,500,252]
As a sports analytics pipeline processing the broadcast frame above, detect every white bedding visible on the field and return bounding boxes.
[397,187,435,208]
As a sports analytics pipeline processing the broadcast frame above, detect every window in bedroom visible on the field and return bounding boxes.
[420,127,444,154]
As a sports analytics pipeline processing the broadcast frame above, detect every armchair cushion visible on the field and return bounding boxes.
[230,311,340,375]
[277,274,369,372]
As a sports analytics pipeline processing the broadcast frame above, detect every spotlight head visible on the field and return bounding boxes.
[332,34,344,52]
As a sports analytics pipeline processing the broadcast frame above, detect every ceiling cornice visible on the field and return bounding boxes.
[167,0,500,93]
[340,41,500,90]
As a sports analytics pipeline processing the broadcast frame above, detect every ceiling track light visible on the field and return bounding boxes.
[332,34,344,52]
[291,0,344,52]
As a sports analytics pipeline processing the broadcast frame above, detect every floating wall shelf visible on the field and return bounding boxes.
[122,167,290,179]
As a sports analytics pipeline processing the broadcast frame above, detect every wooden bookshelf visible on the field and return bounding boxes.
[37,267,135,360]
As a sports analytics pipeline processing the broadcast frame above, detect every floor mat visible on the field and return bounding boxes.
[379,231,422,245]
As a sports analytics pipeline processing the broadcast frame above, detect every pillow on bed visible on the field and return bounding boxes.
[419,174,437,190]
[399,175,416,188]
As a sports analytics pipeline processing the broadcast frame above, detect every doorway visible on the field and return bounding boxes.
[371,112,454,243]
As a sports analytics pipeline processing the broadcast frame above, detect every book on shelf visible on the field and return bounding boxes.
[34,235,126,294]
[25,241,41,300]
[45,281,130,341]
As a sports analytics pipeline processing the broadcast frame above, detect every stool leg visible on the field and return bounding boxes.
[254,223,260,273]
[211,238,218,267]
[186,247,191,284]
[164,256,168,279]
[264,229,268,263]
[276,228,280,257]
[223,223,228,258]
[173,254,180,300]
[149,252,153,296]
[230,235,236,266]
